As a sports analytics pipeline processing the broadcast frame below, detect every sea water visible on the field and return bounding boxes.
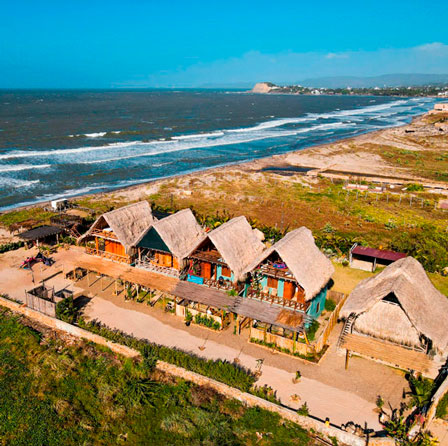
[0,90,437,210]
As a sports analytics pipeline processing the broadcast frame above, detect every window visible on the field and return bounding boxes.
[267,276,278,289]
[315,302,320,314]
[221,266,231,277]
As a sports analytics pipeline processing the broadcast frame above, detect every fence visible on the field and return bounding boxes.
[314,292,347,353]
[25,285,61,317]
[249,291,347,357]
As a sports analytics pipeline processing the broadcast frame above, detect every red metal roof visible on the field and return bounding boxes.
[352,245,407,262]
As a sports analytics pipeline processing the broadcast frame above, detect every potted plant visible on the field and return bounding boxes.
[293,370,302,384]
[185,309,193,326]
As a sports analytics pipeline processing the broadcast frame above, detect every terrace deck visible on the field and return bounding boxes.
[71,252,310,333]
[73,254,178,294]
[341,333,440,378]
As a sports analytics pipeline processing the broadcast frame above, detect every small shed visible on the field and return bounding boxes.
[349,244,406,272]
[19,225,63,247]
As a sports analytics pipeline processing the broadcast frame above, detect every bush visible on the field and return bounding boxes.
[77,319,256,392]
[390,225,448,272]
[0,241,24,253]
[55,296,78,324]
[306,320,320,341]
[194,313,221,330]
[250,385,280,404]
[436,392,448,419]
[406,183,425,192]
[297,402,309,416]
[324,299,336,312]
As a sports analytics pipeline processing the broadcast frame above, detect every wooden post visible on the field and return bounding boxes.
[115,279,118,296]
[95,237,99,253]
[345,350,350,370]
[293,331,297,353]
[101,275,104,291]
[138,247,141,263]
[236,314,240,335]
[87,269,90,287]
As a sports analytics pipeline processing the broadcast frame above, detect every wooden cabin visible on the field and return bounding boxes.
[134,208,206,277]
[339,257,448,377]
[186,216,265,291]
[245,227,335,319]
[77,201,155,264]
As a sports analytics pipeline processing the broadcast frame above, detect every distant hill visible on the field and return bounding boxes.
[298,74,448,88]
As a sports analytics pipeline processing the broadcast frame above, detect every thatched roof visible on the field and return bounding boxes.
[135,208,206,260]
[198,216,266,281]
[247,227,334,300]
[340,257,448,354]
[78,201,155,253]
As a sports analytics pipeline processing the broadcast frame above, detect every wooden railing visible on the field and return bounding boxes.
[246,287,310,311]
[85,246,131,264]
[91,229,119,240]
[135,260,180,278]
[203,278,235,291]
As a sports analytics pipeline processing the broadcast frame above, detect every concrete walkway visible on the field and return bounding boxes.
[84,296,382,429]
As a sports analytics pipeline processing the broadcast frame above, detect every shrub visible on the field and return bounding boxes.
[193,313,221,330]
[250,385,280,404]
[297,402,309,416]
[324,299,336,312]
[0,241,24,253]
[306,320,320,341]
[390,225,448,272]
[55,296,78,324]
[406,183,425,192]
[436,392,448,419]
[77,319,256,392]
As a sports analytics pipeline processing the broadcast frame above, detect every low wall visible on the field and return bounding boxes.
[250,326,313,356]
[0,296,391,446]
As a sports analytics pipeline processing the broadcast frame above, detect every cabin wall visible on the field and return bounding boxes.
[307,287,327,319]
[104,240,126,257]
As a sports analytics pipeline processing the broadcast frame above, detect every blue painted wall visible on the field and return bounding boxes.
[187,274,204,285]
[306,287,327,319]
[277,279,284,298]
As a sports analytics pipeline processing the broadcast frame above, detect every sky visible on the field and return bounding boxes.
[1,0,448,88]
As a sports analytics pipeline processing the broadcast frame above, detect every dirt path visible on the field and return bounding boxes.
[83,296,384,429]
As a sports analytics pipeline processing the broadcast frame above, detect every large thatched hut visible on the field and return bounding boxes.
[245,227,334,318]
[186,216,265,289]
[133,208,206,276]
[339,257,448,376]
[78,201,155,263]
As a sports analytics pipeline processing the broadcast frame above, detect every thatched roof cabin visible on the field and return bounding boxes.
[78,201,155,254]
[340,257,448,355]
[189,216,266,281]
[247,227,334,301]
[135,208,206,261]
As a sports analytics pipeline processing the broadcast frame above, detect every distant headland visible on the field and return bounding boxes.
[251,79,448,97]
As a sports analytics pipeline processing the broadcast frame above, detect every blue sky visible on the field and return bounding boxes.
[1,0,447,88]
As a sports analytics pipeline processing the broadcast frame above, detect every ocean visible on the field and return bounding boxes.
[0,90,437,210]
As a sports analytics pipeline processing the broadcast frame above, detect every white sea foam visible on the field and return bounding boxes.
[0,98,431,165]
[69,131,120,138]
[0,178,40,188]
[172,131,225,140]
[0,163,51,172]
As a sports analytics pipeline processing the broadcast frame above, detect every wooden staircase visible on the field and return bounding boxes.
[337,313,356,349]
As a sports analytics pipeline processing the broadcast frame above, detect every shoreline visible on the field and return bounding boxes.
[1,109,444,214]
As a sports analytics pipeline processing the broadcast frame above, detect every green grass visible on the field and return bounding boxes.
[0,308,313,446]
[0,208,57,229]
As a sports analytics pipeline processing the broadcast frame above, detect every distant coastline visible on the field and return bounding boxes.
[250,81,448,98]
